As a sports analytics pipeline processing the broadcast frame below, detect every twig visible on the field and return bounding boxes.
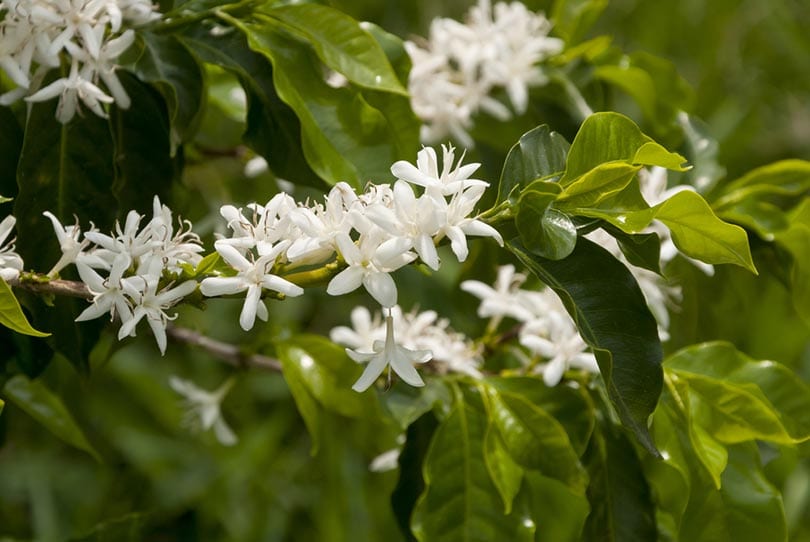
[166,325,282,372]
[8,275,282,372]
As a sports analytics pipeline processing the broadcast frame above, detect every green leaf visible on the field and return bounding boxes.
[0,277,49,337]
[381,379,451,431]
[179,25,323,188]
[486,376,595,456]
[411,400,534,541]
[69,512,150,542]
[518,472,590,541]
[604,226,662,274]
[551,0,608,45]
[679,443,787,542]
[715,159,810,208]
[483,422,524,514]
[128,31,205,147]
[516,185,576,260]
[3,374,101,461]
[557,162,641,208]
[561,112,687,185]
[774,204,810,326]
[665,342,810,445]
[228,14,415,188]
[0,105,22,196]
[656,190,756,273]
[110,72,177,215]
[276,342,322,455]
[583,420,657,542]
[508,237,663,455]
[260,3,406,95]
[276,334,380,420]
[498,124,570,204]
[0,398,4,416]
[678,113,725,194]
[480,380,587,492]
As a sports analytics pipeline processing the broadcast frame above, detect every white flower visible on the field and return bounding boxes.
[347,310,432,392]
[42,211,94,277]
[329,305,384,353]
[391,144,486,198]
[75,252,134,324]
[437,184,504,262]
[461,264,537,322]
[327,231,415,308]
[169,376,238,446]
[145,196,204,272]
[117,271,198,354]
[0,215,24,282]
[519,312,597,387]
[199,242,304,331]
[25,57,114,123]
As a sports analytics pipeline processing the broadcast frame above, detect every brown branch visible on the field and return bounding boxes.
[8,274,282,372]
[166,325,282,372]
[9,275,93,300]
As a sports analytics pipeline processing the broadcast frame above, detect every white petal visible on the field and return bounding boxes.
[390,349,427,387]
[239,285,261,331]
[261,274,304,297]
[363,271,397,308]
[200,277,247,297]
[327,266,364,297]
[351,353,388,392]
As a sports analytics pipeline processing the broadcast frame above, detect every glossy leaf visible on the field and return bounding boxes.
[486,376,596,456]
[656,190,756,272]
[179,24,323,187]
[665,341,810,444]
[232,14,415,188]
[516,185,576,260]
[508,237,663,455]
[551,0,608,45]
[557,162,641,208]
[110,72,177,215]
[561,112,687,185]
[277,334,380,421]
[129,32,205,146]
[0,277,49,337]
[411,401,534,542]
[381,379,451,431]
[0,105,22,196]
[479,381,588,492]
[3,374,101,461]
[276,341,322,455]
[260,3,406,95]
[679,443,787,542]
[498,124,570,204]
[715,159,810,208]
[519,472,590,541]
[604,226,662,274]
[483,422,523,514]
[583,420,657,542]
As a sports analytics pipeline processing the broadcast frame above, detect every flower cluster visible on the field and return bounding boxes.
[0,0,159,122]
[330,304,483,391]
[462,264,599,387]
[203,144,503,325]
[406,0,563,146]
[169,375,237,446]
[47,196,204,354]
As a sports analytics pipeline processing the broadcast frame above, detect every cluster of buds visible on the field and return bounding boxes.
[406,0,563,146]
[0,0,159,122]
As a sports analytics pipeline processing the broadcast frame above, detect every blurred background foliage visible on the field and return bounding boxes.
[1,0,810,541]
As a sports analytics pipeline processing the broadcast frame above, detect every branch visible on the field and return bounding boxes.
[166,325,282,372]
[8,275,282,372]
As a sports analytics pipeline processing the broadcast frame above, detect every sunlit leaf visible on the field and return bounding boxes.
[498,124,570,204]
[557,162,641,208]
[508,237,662,454]
[259,3,406,95]
[0,277,49,337]
[3,374,101,461]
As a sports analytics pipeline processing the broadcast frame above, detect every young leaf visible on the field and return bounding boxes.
[0,277,49,337]
[508,237,663,455]
[259,3,407,95]
[656,190,756,273]
[665,341,810,444]
[3,374,101,461]
[561,112,687,185]
[557,162,641,208]
[498,124,570,204]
